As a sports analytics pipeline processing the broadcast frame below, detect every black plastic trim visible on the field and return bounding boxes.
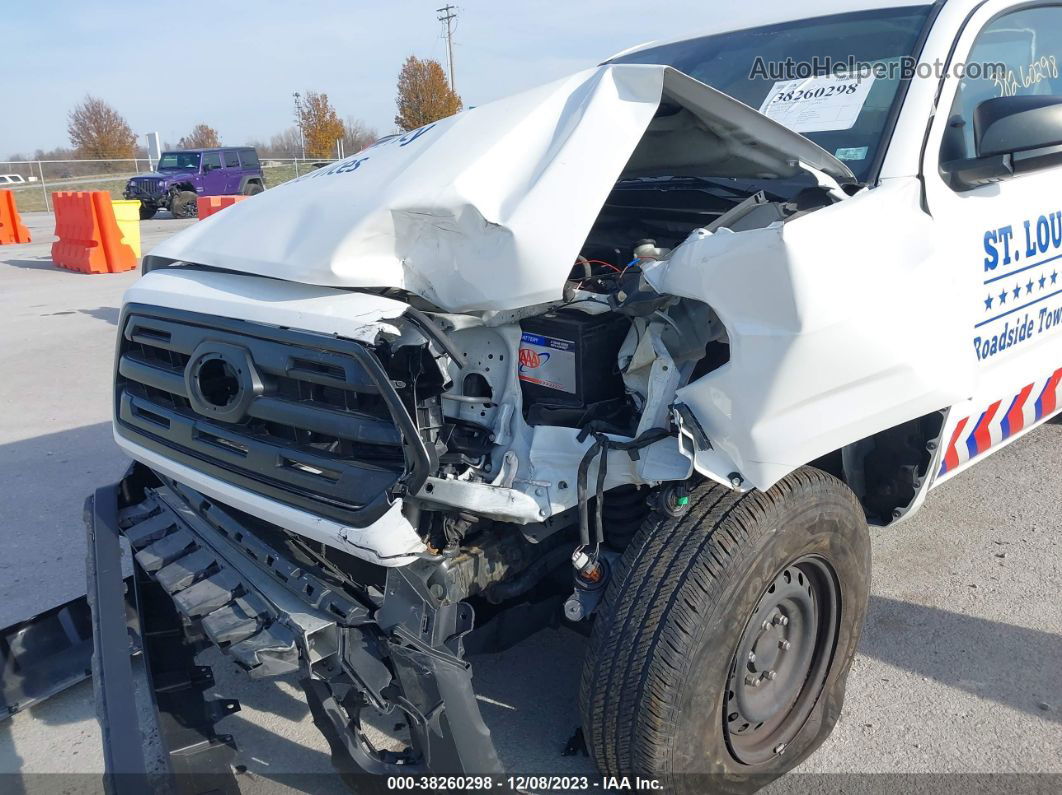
[866,0,947,186]
[0,592,106,720]
[133,563,241,792]
[102,472,504,779]
[917,0,992,208]
[86,485,149,791]
[404,306,466,369]
[114,303,432,528]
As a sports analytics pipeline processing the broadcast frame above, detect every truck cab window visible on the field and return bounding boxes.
[944,6,1062,162]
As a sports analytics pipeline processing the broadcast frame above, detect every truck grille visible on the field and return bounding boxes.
[131,177,163,196]
[114,305,430,526]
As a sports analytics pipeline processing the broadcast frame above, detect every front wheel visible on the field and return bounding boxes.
[138,202,157,220]
[169,190,198,218]
[580,468,871,793]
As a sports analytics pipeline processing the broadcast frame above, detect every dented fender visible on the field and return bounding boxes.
[647,178,973,490]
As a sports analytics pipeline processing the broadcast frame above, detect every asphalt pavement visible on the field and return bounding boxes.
[1,212,1060,793]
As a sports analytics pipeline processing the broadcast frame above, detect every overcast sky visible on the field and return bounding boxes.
[0,0,825,158]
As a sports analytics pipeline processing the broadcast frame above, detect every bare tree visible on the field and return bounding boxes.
[343,118,378,154]
[296,91,345,158]
[244,138,270,156]
[67,95,137,164]
[394,56,462,132]
[269,127,303,157]
[178,123,221,149]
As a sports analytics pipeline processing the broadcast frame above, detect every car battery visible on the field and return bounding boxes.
[518,310,631,426]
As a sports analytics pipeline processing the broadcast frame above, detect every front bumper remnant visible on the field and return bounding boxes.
[88,483,241,794]
[1,587,125,721]
[87,467,504,785]
[86,485,148,789]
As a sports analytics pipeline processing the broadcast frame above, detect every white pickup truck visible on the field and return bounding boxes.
[87,0,1062,790]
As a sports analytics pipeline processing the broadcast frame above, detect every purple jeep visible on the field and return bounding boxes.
[124,147,266,219]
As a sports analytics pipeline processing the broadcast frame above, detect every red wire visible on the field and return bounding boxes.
[583,258,621,273]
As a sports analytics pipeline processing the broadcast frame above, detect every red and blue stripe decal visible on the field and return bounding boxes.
[941,417,969,474]
[1034,369,1062,420]
[940,367,1062,476]
[965,400,1001,460]
[1001,384,1033,439]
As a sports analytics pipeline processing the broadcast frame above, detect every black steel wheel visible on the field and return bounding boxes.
[580,468,870,794]
[138,202,157,220]
[724,557,839,765]
[243,181,264,196]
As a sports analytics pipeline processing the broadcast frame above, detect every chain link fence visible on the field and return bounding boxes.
[0,157,339,213]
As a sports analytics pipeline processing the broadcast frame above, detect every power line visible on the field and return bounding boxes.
[436,5,457,93]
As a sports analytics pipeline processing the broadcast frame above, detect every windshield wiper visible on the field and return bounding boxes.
[615,175,786,202]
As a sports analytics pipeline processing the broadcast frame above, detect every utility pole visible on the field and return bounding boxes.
[292,91,306,160]
[437,5,457,92]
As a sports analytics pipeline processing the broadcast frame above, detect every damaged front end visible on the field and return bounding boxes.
[86,61,906,783]
[89,467,508,784]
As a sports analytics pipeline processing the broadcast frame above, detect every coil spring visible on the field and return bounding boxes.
[601,485,651,550]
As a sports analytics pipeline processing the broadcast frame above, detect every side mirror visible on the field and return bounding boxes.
[975,94,1062,156]
[941,95,1062,190]
[943,94,1062,188]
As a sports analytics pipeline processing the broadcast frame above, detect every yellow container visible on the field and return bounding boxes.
[110,199,142,259]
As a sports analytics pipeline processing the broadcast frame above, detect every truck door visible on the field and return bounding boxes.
[200,151,226,195]
[924,2,1062,478]
[222,150,242,193]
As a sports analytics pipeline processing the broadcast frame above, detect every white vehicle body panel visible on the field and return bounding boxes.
[644,177,971,487]
[124,268,409,343]
[149,65,851,314]
[919,0,1062,484]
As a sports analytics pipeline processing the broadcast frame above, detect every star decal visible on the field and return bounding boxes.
[1013,284,1022,299]
[1053,270,1059,285]
[1040,274,1048,289]
[999,289,1008,304]
[1027,279,1035,294]
[985,294,994,310]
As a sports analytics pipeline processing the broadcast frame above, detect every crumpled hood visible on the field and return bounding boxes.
[150,64,854,313]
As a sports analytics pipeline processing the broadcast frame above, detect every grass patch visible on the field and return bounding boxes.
[9,178,131,213]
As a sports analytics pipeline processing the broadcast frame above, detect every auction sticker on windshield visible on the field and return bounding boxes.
[758,72,876,133]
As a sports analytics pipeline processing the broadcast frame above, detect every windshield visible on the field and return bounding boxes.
[612,6,932,181]
[157,152,201,171]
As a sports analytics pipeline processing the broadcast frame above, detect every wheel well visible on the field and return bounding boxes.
[810,410,946,525]
[170,182,195,194]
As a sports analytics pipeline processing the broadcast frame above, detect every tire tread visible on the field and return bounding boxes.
[579,468,864,781]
